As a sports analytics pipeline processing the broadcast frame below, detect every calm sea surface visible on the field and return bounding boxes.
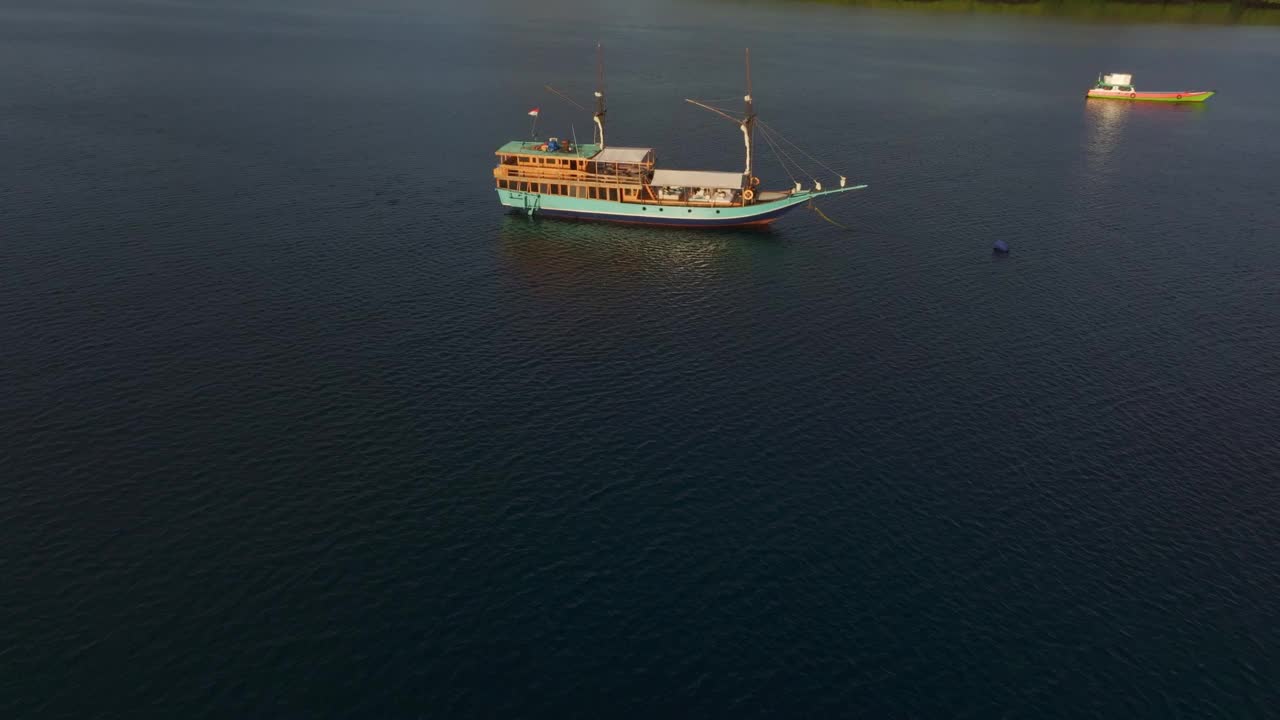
[3,0,1279,716]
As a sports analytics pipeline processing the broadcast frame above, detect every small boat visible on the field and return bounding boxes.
[493,47,867,229]
[1086,73,1214,103]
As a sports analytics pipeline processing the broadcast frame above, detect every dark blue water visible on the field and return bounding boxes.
[4,0,1280,715]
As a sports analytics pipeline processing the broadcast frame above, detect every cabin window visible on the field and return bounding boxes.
[498,179,507,189]
[608,188,618,201]
[560,184,567,195]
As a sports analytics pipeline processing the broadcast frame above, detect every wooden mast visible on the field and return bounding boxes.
[593,43,607,149]
[744,48,756,183]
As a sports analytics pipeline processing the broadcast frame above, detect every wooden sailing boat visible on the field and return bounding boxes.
[492,47,867,228]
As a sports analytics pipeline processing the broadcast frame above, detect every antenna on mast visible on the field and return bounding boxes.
[743,48,757,188]
[593,42,607,148]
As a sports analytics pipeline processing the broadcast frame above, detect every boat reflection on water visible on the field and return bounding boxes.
[1083,96,1130,172]
[495,214,787,298]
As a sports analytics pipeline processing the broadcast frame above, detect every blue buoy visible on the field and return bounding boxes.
[993,240,1010,254]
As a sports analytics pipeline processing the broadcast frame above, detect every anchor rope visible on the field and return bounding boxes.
[808,202,852,231]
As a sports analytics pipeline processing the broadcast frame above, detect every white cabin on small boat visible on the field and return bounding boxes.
[1096,73,1134,92]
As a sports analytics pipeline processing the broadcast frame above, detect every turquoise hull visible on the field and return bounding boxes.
[497,185,866,228]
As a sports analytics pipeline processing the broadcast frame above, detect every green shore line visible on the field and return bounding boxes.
[799,0,1280,24]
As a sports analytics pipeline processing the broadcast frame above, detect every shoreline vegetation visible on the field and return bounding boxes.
[799,0,1280,24]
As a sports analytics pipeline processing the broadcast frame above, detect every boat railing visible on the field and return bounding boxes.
[495,166,647,186]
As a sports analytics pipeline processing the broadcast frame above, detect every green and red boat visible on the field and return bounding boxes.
[1086,73,1214,103]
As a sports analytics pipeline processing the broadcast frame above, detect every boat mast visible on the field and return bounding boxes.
[593,43,607,149]
[742,48,756,180]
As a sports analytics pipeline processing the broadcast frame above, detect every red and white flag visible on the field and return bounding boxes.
[527,108,540,117]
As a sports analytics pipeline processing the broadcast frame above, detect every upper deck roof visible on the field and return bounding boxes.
[592,147,654,164]
[496,140,601,157]
[495,142,654,164]
[651,169,746,190]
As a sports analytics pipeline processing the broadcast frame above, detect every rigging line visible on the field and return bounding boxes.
[757,128,799,185]
[756,123,812,185]
[757,119,843,179]
[757,122,809,180]
[684,98,742,126]
[545,85,588,112]
[753,122,795,183]
[757,124,808,184]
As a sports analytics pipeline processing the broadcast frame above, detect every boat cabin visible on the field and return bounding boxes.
[494,140,753,206]
[650,169,745,205]
[1097,72,1135,92]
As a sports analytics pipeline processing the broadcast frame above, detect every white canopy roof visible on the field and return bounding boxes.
[592,147,652,164]
[1102,73,1132,86]
[650,169,746,189]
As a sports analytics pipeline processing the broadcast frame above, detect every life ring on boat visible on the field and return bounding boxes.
[1176,94,1183,99]
[749,176,761,187]
[1129,93,1136,99]
[742,188,755,202]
